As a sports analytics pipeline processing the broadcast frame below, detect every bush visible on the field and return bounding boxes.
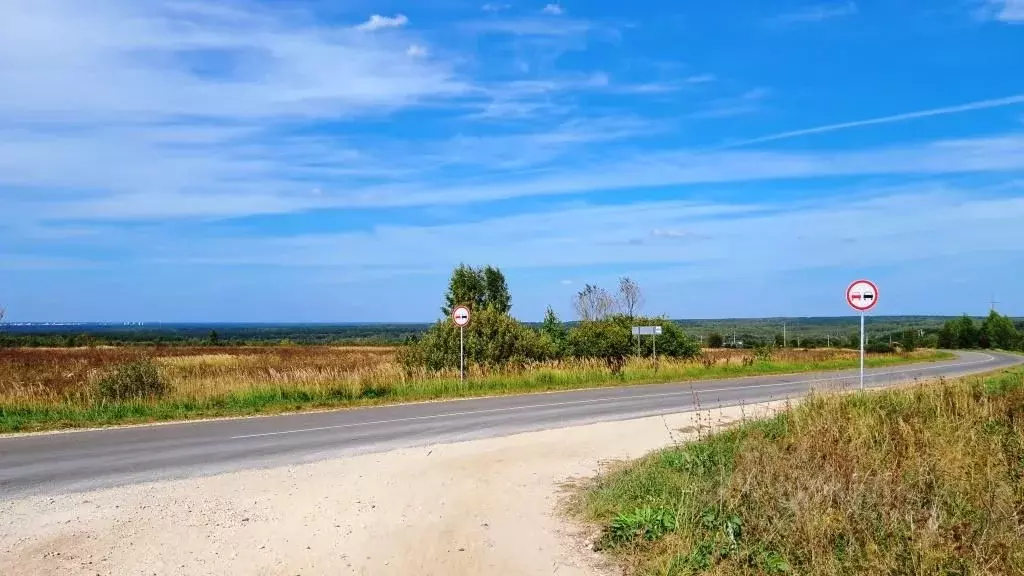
[567,315,700,373]
[401,307,552,371]
[707,332,725,348]
[96,360,167,401]
[865,341,894,354]
[567,318,634,373]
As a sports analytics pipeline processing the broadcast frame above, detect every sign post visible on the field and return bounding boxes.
[631,326,663,360]
[452,305,471,382]
[846,280,879,390]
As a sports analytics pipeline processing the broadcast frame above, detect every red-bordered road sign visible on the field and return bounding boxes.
[452,305,471,327]
[846,279,879,312]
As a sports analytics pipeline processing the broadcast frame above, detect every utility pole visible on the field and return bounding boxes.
[990,294,1000,312]
[783,322,786,348]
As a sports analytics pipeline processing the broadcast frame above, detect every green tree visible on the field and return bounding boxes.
[208,329,219,345]
[482,265,512,314]
[707,332,724,348]
[900,328,918,352]
[442,264,486,317]
[441,264,512,316]
[540,306,568,356]
[981,310,1019,350]
[937,320,957,349]
[955,314,980,349]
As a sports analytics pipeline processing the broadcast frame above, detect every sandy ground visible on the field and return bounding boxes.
[0,401,787,576]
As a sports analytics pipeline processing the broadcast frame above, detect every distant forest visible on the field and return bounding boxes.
[1,315,1021,349]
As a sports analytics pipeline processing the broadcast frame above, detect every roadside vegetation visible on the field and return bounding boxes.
[0,267,951,433]
[0,346,945,433]
[570,367,1024,575]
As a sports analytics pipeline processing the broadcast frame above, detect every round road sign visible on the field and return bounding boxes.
[452,305,471,327]
[846,280,879,312]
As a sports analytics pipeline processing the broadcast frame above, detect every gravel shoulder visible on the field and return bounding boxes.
[0,401,787,576]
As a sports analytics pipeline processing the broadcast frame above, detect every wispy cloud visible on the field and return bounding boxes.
[407,44,429,57]
[768,2,858,26]
[83,188,1024,279]
[10,129,1024,222]
[463,16,593,36]
[542,4,565,15]
[0,2,466,123]
[685,74,717,84]
[692,88,772,119]
[356,14,410,31]
[718,93,1024,148]
[482,3,512,11]
[979,0,1024,22]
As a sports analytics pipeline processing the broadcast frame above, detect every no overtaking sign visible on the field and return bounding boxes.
[452,305,471,327]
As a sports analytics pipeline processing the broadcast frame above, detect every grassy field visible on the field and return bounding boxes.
[0,346,950,433]
[569,367,1024,575]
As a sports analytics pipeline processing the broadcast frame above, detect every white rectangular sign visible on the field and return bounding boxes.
[631,326,662,336]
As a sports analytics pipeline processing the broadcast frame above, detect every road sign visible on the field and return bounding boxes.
[846,279,878,390]
[846,280,878,312]
[452,305,471,327]
[631,326,662,336]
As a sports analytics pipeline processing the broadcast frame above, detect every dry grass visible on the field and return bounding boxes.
[0,346,397,403]
[0,346,948,433]
[570,367,1024,575]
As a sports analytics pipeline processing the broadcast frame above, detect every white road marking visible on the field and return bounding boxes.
[229,353,997,440]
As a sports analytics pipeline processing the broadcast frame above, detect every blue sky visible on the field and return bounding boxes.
[1,0,1024,322]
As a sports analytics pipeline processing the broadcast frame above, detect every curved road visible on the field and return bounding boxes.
[1,350,1020,497]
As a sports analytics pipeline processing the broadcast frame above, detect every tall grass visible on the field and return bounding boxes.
[0,347,950,433]
[570,367,1024,575]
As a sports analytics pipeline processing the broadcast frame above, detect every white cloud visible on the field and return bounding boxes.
[482,3,511,11]
[542,4,565,15]
[464,16,593,36]
[692,87,772,118]
[81,188,1024,280]
[7,129,1024,222]
[407,44,429,57]
[685,74,717,84]
[768,2,857,26]
[982,0,1024,22]
[652,229,699,239]
[560,279,573,285]
[0,2,465,123]
[356,14,410,31]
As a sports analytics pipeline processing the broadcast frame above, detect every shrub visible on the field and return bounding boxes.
[567,318,634,373]
[753,344,775,362]
[866,341,894,354]
[567,315,700,371]
[401,307,552,371]
[96,360,167,401]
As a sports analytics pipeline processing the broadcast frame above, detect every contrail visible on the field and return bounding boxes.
[718,93,1024,149]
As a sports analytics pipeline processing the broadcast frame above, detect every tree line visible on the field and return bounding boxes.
[401,265,699,373]
[936,311,1023,351]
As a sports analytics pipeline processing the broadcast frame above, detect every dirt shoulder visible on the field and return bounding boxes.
[0,401,787,576]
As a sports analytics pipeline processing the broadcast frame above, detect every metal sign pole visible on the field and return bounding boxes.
[460,325,465,383]
[859,313,865,390]
[652,332,657,361]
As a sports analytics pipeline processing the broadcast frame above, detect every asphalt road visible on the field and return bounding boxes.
[1,350,1019,498]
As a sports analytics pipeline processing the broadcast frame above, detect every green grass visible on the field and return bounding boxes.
[569,366,1024,575]
[0,351,952,434]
